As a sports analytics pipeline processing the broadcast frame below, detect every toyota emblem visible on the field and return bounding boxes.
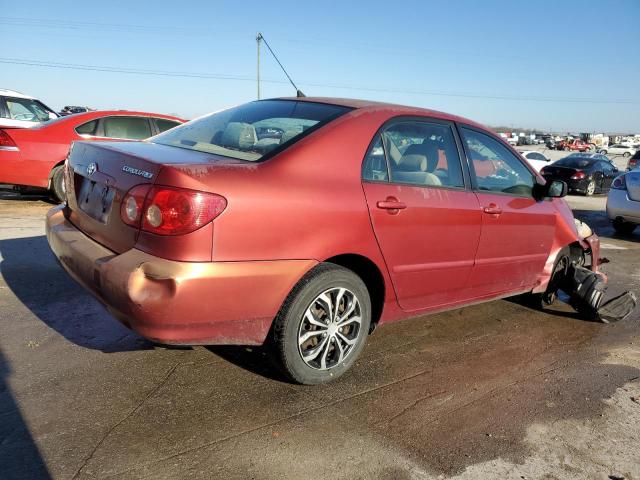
[87,162,97,175]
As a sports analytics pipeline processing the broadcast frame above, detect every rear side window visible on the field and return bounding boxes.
[4,97,52,122]
[155,118,182,133]
[363,120,464,188]
[75,120,98,135]
[152,100,351,162]
[103,116,152,140]
[460,127,534,196]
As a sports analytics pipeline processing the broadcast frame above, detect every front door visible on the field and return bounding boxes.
[459,126,557,296]
[362,119,482,311]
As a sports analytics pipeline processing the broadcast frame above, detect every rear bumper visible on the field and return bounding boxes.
[46,205,317,345]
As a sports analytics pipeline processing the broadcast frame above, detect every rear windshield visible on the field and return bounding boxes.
[152,100,352,162]
[554,158,595,168]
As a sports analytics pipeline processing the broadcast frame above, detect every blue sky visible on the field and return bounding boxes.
[1,0,638,132]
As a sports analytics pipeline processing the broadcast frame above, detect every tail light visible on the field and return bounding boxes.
[121,185,227,235]
[612,175,627,190]
[570,171,586,180]
[0,129,18,150]
[629,158,638,170]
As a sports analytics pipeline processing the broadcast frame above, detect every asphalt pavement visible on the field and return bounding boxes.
[0,191,638,480]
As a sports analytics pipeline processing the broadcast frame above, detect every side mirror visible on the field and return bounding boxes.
[613,167,619,173]
[546,179,568,198]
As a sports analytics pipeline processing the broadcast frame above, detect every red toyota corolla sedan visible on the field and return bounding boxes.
[0,110,184,201]
[46,98,602,384]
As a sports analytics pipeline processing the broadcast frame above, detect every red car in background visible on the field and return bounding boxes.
[0,111,184,200]
[555,138,591,152]
[46,98,603,384]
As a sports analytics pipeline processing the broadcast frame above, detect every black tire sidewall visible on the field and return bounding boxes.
[275,264,371,385]
[51,166,65,202]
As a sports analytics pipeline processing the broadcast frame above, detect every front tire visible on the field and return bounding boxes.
[273,263,371,385]
[623,152,631,158]
[50,166,65,202]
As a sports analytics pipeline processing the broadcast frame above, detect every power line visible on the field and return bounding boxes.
[1,57,638,105]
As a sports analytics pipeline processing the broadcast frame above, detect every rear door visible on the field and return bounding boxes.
[459,126,557,296]
[362,118,482,311]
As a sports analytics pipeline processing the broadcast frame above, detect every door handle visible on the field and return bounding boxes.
[377,197,406,213]
[483,204,502,216]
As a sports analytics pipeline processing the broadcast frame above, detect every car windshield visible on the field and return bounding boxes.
[554,158,594,168]
[4,97,57,123]
[152,100,352,162]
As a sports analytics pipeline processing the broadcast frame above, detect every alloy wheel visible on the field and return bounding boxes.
[297,287,362,370]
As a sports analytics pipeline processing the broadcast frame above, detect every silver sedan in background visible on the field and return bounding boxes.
[607,169,640,234]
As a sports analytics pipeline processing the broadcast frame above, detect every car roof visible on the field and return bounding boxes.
[275,96,488,129]
[0,89,36,99]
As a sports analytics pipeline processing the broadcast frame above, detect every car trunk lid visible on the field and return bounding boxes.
[542,166,579,180]
[65,141,166,253]
[65,141,245,254]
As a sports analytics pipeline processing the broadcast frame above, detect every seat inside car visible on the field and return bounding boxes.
[219,122,257,149]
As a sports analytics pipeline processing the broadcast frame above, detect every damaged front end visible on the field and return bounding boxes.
[547,219,636,323]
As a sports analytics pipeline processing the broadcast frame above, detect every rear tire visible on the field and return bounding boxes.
[612,218,637,234]
[273,263,371,385]
[584,180,596,196]
[50,166,65,203]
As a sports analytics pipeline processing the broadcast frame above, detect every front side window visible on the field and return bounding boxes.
[4,97,53,122]
[152,100,351,162]
[103,116,152,140]
[461,127,534,196]
[363,120,464,188]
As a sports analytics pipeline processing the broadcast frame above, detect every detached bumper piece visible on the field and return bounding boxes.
[562,264,637,323]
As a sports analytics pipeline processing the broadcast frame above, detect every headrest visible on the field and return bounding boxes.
[220,122,256,149]
[398,153,427,172]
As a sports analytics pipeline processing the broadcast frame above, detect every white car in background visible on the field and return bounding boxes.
[599,144,637,158]
[0,89,58,128]
[606,169,640,234]
[519,150,551,172]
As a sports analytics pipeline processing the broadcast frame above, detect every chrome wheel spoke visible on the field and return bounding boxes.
[319,338,332,369]
[299,329,325,345]
[336,330,356,347]
[304,310,327,329]
[337,297,357,323]
[333,336,345,364]
[333,288,346,320]
[337,315,361,328]
[316,293,333,322]
[303,335,329,361]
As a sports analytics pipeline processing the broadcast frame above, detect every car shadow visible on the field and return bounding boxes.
[205,344,292,383]
[0,348,51,479]
[0,235,153,353]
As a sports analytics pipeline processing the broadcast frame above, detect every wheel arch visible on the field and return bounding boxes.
[322,253,386,331]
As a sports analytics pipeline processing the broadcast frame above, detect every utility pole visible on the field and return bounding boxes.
[256,32,262,100]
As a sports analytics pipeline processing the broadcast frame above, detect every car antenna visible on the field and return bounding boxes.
[256,32,305,98]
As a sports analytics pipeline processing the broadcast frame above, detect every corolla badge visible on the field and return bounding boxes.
[122,165,154,179]
[87,162,97,175]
